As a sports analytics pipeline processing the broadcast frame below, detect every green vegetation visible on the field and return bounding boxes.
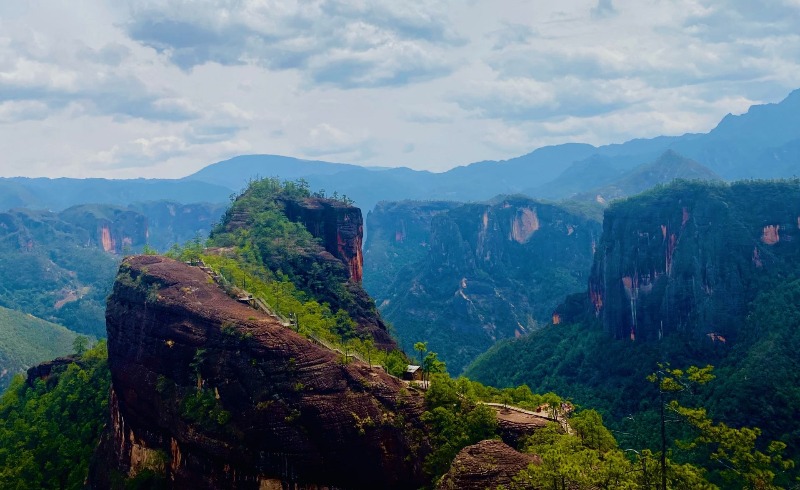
[0,211,118,337]
[206,177,363,317]
[594,179,800,342]
[0,306,84,391]
[0,341,110,489]
[509,420,714,490]
[0,202,225,338]
[166,178,410,373]
[465,180,800,485]
[422,371,715,488]
[466,320,800,485]
[424,362,792,489]
[422,375,499,480]
[175,252,404,374]
[180,389,231,428]
[649,364,793,489]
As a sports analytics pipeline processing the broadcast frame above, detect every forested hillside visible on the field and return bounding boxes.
[366,196,600,373]
[466,180,800,484]
[0,202,224,337]
[0,307,81,391]
[0,342,109,488]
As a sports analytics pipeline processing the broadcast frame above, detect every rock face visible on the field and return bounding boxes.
[367,196,600,373]
[364,201,460,304]
[589,181,800,342]
[436,440,539,490]
[90,255,429,489]
[283,198,365,282]
[25,355,82,387]
[215,188,395,351]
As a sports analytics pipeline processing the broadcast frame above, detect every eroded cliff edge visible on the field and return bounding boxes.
[90,255,428,489]
[212,182,394,350]
[589,180,800,342]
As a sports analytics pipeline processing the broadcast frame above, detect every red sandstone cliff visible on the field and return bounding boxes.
[436,440,539,490]
[282,198,364,282]
[90,255,428,489]
[588,181,800,342]
[214,187,395,350]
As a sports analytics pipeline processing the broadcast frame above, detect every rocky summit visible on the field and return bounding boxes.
[90,255,429,489]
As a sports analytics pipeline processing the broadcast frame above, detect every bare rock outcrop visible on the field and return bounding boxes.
[282,198,364,283]
[90,255,428,489]
[437,439,539,490]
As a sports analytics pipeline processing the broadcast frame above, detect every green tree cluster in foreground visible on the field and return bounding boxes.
[424,365,793,489]
[0,335,791,488]
[0,341,110,489]
[466,279,800,485]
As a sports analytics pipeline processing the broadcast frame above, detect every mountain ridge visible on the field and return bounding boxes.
[2,89,798,217]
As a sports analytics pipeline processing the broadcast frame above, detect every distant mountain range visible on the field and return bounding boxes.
[0,178,231,211]
[2,89,797,215]
[183,88,799,212]
[575,150,722,205]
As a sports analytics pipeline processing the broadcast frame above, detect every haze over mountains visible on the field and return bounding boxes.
[184,88,800,211]
[1,89,797,215]
[0,89,794,384]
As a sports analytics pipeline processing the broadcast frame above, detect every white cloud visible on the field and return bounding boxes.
[123,0,462,88]
[300,123,372,159]
[0,100,50,123]
[454,77,647,122]
[0,0,798,178]
[92,135,189,169]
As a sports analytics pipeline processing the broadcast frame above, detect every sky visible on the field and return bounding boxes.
[0,0,798,179]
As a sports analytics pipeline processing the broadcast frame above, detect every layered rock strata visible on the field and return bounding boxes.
[436,440,539,490]
[90,255,428,489]
[589,181,800,342]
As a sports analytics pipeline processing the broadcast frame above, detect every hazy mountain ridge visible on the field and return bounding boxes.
[1,89,797,220]
[180,89,800,213]
[578,150,721,204]
[0,177,232,212]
